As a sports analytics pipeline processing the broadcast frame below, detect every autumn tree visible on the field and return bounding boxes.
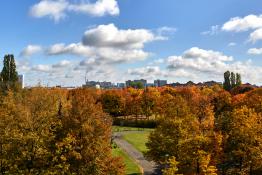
[100,90,124,117]
[223,106,262,174]
[0,88,124,174]
[64,89,124,174]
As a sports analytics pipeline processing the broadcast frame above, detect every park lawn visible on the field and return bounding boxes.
[112,147,142,175]
[113,126,154,132]
[122,132,151,153]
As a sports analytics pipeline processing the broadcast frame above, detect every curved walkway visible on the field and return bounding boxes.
[113,132,159,175]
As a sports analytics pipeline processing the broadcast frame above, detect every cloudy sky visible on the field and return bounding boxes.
[0,0,261,86]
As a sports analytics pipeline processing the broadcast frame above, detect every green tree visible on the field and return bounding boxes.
[223,71,231,91]
[236,73,242,86]
[230,72,236,88]
[1,54,18,82]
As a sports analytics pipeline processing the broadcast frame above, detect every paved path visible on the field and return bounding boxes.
[113,132,159,175]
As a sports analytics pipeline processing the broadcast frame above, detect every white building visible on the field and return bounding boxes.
[18,74,24,88]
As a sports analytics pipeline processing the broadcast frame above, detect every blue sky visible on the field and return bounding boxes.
[0,0,261,86]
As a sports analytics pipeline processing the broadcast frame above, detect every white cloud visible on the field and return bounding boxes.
[249,28,262,43]
[68,0,119,17]
[166,47,262,84]
[127,66,167,80]
[156,26,177,40]
[222,14,262,32]
[52,60,71,68]
[30,0,68,22]
[128,66,162,76]
[20,45,42,57]
[201,25,219,35]
[247,48,262,55]
[167,47,233,73]
[183,47,233,62]
[30,0,119,22]
[46,24,161,64]
[47,43,93,56]
[82,23,157,49]
[228,42,236,47]
[31,64,51,72]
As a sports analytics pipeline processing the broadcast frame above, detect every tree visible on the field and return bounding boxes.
[100,91,124,117]
[223,71,231,91]
[162,157,182,175]
[1,54,18,82]
[223,106,262,174]
[0,88,125,174]
[236,73,242,86]
[230,72,236,88]
[223,71,242,91]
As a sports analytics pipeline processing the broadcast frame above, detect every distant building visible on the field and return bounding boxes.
[126,79,147,88]
[117,83,126,88]
[154,79,167,87]
[83,80,113,89]
[18,74,24,88]
[146,83,155,87]
[99,81,113,89]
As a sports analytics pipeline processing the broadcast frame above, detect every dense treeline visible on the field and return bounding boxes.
[0,88,124,174]
[100,85,262,175]
[0,84,261,174]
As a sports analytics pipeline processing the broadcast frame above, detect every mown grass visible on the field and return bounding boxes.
[112,147,142,175]
[113,126,154,132]
[122,131,151,153]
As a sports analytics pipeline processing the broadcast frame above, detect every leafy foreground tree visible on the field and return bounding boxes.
[0,88,124,174]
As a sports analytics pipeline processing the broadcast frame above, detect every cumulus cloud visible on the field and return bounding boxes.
[29,0,119,22]
[20,45,42,57]
[47,43,93,56]
[68,0,119,17]
[82,23,157,49]
[166,47,262,84]
[46,24,161,64]
[247,48,262,55]
[29,0,68,22]
[167,47,233,73]
[222,14,262,32]
[183,47,233,62]
[249,28,262,43]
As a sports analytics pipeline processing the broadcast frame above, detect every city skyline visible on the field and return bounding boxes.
[0,0,261,86]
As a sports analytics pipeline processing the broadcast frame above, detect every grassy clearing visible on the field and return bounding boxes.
[112,147,142,175]
[113,126,154,132]
[122,131,151,153]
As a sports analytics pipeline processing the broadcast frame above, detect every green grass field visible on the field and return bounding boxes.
[112,147,142,175]
[113,126,154,132]
[122,131,151,153]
